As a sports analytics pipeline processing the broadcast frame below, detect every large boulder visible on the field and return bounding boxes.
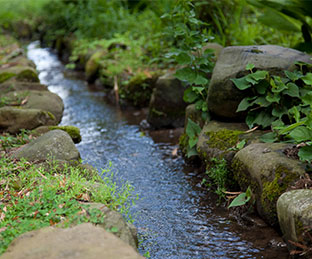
[232,143,306,226]
[3,90,64,123]
[0,107,56,134]
[1,223,143,259]
[147,72,186,129]
[34,125,81,143]
[85,50,106,82]
[85,203,138,249]
[0,80,48,93]
[0,66,39,83]
[12,130,80,162]
[277,189,312,253]
[207,45,312,120]
[196,120,261,164]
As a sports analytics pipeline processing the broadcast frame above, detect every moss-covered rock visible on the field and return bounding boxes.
[49,126,81,143]
[196,120,261,164]
[0,107,56,134]
[147,71,186,129]
[277,189,312,255]
[3,90,64,123]
[12,130,80,162]
[0,80,48,94]
[232,143,306,227]
[0,66,39,83]
[85,50,107,82]
[119,71,160,108]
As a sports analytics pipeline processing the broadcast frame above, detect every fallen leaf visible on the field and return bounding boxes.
[172,148,178,157]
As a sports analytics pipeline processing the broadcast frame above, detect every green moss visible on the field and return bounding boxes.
[0,72,16,83]
[205,129,244,150]
[46,111,55,120]
[49,126,82,143]
[16,69,39,82]
[179,133,188,155]
[261,165,299,226]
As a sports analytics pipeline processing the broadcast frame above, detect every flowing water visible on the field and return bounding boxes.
[27,42,289,259]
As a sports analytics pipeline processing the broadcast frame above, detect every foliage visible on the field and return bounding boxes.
[202,158,229,200]
[185,118,202,158]
[248,0,312,51]
[232,62,312,162]
[0,130,30,152]
[228,186,252,208]
[162,0,214,120]
[0,134,136,255]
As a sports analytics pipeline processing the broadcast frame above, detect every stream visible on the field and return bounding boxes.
[27,42,289,259]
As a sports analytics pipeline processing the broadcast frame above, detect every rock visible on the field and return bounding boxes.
[0,80,48,93]
[277,189,312,250]
[0,107,56,134]
[85,203,138,249]
[147,71,186,129]
[34,125,81,143]
[3,90,64,123]
[1,223,143,259]
[207,45,312,120]
[12,130,80,162]
[0,66,39,83]
[232,143,306,226]
[85,50,106,82]
[184,104,205,129]
[196,120,261,164]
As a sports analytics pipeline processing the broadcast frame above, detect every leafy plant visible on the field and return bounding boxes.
[162,0,215,120]
[185,118,202,157]
[232,62,312,162]
[202,158,230,200]
[228,186,252,208]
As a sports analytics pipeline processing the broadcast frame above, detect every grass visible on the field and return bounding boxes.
[0,132,137,255]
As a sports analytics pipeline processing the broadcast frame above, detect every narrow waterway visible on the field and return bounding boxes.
[27,42,289,259]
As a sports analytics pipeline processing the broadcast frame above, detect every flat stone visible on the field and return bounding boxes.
[1,223,143,259]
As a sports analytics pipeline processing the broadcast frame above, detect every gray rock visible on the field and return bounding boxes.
[3,90,64,124]
[12,130,80,162]
[0,80,48,94]
[147,71,187,129]
[207,45,312,120]
[1,223,143,259]
[232,143,306,226]
[277,189,312,249]
[0,107,55,134]
[84,203,138,249]
[0,66,39,83]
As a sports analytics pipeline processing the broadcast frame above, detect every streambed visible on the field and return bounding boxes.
[27,42,289,259]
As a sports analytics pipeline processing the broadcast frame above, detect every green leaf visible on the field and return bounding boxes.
[176,52,192,65]
[245,75,257,85]
[194,74,209,85]
[246,112,257,128]
[175,67,197,83]
[250,70,268,81]
[255,80,269,95]
[266,92,280,103]
[246,63,255,71]
[183,87,198,103]
[271,76,287,93]
[284,70,302,81]
[228,192,251,208]
[298,146,312,162]
[187,146,198,158]
[236,97,256,112]
[236,139,246,150]
[302,73,312,86]
[289,106,301,123]
[188,135,198,148]
[186,118,201,139]
[231,77,251,90]
[253,96,271,107]
[260,132,278,143]
[253,110,275,128]
[284,82,300,97]
[302,92,312,106]
[289,126,312,142]
[195,99,204,110]
[272,106,288,119]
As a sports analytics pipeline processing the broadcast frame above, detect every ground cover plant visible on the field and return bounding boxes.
[0,132,136,255]
[231,62,312,163]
